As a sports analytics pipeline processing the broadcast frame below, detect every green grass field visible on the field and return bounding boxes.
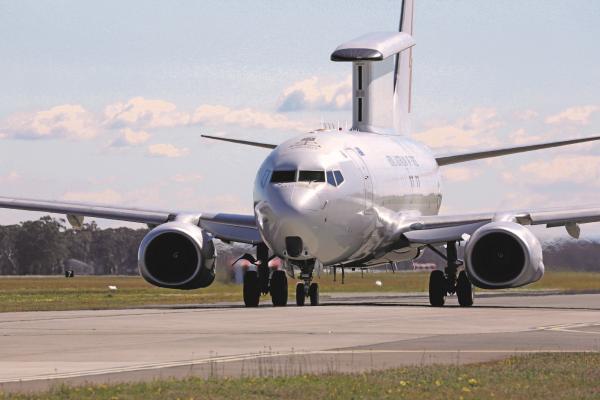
[0,271,599,312]
[2,353,598,399]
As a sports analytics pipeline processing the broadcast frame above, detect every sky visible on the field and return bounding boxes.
[0,0,599,240]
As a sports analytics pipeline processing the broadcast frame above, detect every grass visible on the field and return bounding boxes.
[1,353,599,399]
[0,271,599,313]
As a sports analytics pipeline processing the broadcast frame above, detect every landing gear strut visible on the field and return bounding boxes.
[295,260,319,306]
[241,243,288,308]
[427,241,474,307]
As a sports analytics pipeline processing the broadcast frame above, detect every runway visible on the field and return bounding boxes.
[0,291,599,392]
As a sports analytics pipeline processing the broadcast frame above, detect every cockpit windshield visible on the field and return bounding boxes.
[299,171,325,182]
[270,169,334,184]
[270,170,296,183]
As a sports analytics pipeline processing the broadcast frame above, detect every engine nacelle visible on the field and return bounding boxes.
[138,222,216,290]
[464,221,544,289]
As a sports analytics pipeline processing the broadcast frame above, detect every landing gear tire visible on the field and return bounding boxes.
[270,270,288,307]
[243,270,260,307]
[308,282,319,306]
[456,270,474,307]
[295,282,305,306]
[429,270,446,307]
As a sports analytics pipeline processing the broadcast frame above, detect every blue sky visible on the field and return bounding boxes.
[1,0,599,239]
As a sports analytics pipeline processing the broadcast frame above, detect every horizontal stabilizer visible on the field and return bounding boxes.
[201,135,277,149]
[435,134,600,166]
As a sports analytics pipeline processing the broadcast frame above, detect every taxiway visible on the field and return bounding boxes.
[0,291,598,392]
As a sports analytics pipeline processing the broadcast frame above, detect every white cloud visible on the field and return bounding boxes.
[441,167,481,182]
[104,97,190,129]
[498,192,550,210]
[1,96,312,142]
[0,105,99,140]
[277,76,352,112]
[109,128,150,147]
[172,173,203,183]
[147,143,189,158]
[517,155,600,185]
[545,105,599,125]
[62,189,124,204]
[192,104,307,131]
[509,128,544,145]
[0,171,20,184]
[413,108,501,149]
[514,109,539,121]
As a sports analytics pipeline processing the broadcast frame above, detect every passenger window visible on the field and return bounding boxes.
[334,170,344,185]
[270,170,296,183]
[299,170,325,182]
[327,171,336,186]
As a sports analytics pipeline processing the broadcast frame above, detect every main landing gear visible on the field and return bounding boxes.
[295,260,319,306]
[239,243,280,307]
[427,241,474,307]
[238,243,291,307]
[238,245,320,307]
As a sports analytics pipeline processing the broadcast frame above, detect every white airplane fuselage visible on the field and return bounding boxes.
[253,130,442,267]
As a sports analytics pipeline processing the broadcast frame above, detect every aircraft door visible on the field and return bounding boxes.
[346,147,374,214]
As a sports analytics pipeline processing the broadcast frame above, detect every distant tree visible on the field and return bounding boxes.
[14,216,68,275]
[64,221,98,264]
[0,224,19,275]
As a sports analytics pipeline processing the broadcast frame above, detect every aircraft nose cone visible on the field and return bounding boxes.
[289,187,324,212]
[272,186,323,213]
[256,185,324,260]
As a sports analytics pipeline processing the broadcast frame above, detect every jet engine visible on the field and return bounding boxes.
[138,221,216,289]
[464,221,544,289]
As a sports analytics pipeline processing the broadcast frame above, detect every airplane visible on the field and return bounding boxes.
[1,0,600,308]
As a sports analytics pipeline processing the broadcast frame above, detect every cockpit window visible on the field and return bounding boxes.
[326,171,336,186]
[299,170,325,182]
[270,170,296,183]
[334,170,344,185]
[326,170,345,187]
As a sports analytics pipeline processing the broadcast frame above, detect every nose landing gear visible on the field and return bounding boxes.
[427,241,474,307]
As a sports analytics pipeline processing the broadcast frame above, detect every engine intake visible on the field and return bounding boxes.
[465,221,544,289]
[138,222,216,289]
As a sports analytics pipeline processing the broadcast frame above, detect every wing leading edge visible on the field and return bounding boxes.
[0,196,261,244]
[402,205,600,246]
[435,134,600,166]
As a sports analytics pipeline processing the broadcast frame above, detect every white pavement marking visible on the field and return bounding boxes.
[538,322,600,335]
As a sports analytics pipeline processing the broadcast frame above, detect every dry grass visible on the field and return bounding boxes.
[2,353,599,399]
[0,271,598,312]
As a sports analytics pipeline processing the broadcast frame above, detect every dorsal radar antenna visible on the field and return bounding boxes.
[330,0,414,135]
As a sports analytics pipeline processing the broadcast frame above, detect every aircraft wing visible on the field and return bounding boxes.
[201,134,277,149]
[402,205,600,245]
[435,134,600,166]
[0,196,262,244]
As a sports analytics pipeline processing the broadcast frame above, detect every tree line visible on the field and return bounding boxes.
[0,216,147,275]
[0,216,598,276]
